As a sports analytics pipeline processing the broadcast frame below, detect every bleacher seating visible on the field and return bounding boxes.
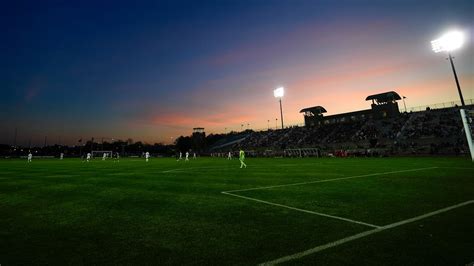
[209,105,472,156]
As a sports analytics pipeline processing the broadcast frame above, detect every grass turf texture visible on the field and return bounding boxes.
[0,157,472,265]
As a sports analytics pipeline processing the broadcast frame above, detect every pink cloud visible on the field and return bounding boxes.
[151,110,253,128]
[198,19,399,68]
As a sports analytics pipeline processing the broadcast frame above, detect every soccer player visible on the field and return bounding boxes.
[179,152,182,161]
[86,152,91,162]
[102,153,107,161]
[115,152,120,162]
[193,152,196,159]
[227,151,232,160]
[185,151,189,161]
[60,153,64,160]
[145,151,150,162]
[27,152,32,163]
[239,149,247,168]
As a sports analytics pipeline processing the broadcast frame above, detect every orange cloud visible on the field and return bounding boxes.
[150,110,253,128]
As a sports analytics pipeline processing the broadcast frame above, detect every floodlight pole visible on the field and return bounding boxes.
[448,53,465,106]
[402,96,407,113]
[279,98,284,129]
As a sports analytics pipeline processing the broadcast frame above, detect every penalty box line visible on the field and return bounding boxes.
[223,167,439,193]
[259,200,474,265]
[222,192,381,229]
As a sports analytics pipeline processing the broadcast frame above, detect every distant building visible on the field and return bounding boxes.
[192,128,206,152]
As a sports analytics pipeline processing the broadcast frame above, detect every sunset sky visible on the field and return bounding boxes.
[1,0,473,146]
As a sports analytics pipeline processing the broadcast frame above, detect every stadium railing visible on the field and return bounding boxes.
[407,99,473,113]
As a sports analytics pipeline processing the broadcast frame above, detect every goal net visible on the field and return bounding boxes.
[91,151,113,159]
[460,109,474,162]
[284,148,321,157]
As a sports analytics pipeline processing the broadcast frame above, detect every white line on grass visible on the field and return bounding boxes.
[259,200,474,265]
[222,192,381,228]
[162,166,228,173]
[162,166,269,173]
[438,167,474,170]
[223,167,438,193]
[161,163,345,174]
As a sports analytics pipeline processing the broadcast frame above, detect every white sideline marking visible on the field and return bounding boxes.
[259,200,474,265]
[161,163,341,174]
[439,167,474,170]
[162,166,226,173]
[162,166,250,173]
[224,167,438,193]
[222,192,381,228]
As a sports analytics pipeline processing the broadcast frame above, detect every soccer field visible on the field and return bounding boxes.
[0,157,472,265]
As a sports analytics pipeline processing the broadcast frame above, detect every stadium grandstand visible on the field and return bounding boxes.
[207,91,473,157]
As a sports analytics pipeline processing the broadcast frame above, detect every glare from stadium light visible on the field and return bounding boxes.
[274,87,285,129]
[273,87,284,98]
[431,30,464,53]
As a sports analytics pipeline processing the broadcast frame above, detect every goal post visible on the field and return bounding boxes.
[460,109,474,162]
[91,150,113,159]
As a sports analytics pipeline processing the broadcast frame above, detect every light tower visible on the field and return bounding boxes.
[431,30,465,106]
[432,30,473,161]
[273,87,285,129]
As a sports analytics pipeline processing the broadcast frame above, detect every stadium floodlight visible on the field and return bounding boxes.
[273,87,284,98]
[431,30,466,106]
[431,30,464,53]
[273,87,285,129]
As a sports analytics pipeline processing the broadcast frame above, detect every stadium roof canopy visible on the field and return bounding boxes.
[365,91,401,103]
[299,106,327,114]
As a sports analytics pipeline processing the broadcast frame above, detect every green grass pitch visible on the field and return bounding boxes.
[0,157,473,265]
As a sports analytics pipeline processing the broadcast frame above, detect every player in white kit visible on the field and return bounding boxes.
[27,152,32,163]
[86,153,91,162]
[145,152,150,162]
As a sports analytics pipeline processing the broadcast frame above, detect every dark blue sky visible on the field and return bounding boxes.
[1,0,473,145]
